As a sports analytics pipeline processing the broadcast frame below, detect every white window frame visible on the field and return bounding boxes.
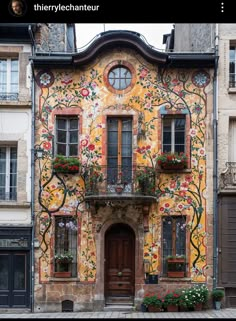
[230,45,236,88]
[0,58,19,94]
[0,145,17,201]
[162,117,186,153]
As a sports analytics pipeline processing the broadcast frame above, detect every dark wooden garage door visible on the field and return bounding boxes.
[219,196,236,307]
[105,223,135,298]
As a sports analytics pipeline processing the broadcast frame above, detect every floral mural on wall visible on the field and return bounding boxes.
[35,51,211,284]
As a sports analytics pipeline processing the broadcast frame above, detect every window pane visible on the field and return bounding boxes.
[0,255,8,290]
[69,119,78,130]
[57,144,66,156]
[175,118,185,130]
[175,145,185,153]
[175,132,185,144]
[108,118,118,131]
[57,119,66,129]
[122,119,132,131]
[108,145,118,157]
[163,132,171,144]
[57,130,66,143]
[163,217,173,274]
[176,217,186,256]
[69,145,77,156]
[163,145,171,153]
[13,255,25,290]
[108,132,118,144]
[69,131,78,143]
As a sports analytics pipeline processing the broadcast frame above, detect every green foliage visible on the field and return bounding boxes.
[211,289,224,301]
[163,290,182,307]
[142,295,163,308]
[157,152,188,169]
[54,251,73,263]
[52,155,81,173]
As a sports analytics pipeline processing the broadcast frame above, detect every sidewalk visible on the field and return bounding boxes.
[0,309,236,319]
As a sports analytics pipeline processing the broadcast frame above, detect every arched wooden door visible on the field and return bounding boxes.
[105,223,135,299]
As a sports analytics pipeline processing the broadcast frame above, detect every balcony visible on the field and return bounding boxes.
[0,92,18,101]
[84,165,157,207]
[220,162,236,191]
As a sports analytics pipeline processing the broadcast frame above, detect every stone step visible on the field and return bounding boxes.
[104,304,134,312]
[106,296,133,304]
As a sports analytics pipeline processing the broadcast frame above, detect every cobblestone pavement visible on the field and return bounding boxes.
[0,309,236,319]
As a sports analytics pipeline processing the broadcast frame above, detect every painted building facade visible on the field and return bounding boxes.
[32,28,215,312]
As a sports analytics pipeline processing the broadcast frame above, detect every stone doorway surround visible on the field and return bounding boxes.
[91,204,146,310]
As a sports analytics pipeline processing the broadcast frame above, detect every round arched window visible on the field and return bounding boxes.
[108,66,132,90]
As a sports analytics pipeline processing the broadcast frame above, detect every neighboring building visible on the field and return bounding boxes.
[0,23,34,310]
[31,26,215,312]
[218,24,236,308]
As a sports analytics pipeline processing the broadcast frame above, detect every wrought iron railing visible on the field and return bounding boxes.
[0,191,17,201]
[84,165,156,196]
[0,92,18,101]
[220,162,236,189]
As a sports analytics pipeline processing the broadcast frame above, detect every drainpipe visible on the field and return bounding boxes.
[28,24,35,313]
[213,23,219,290]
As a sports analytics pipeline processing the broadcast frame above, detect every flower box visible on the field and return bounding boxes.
[157,152,188,170]
[167,257,185,278]
[52,155,80,174]
[54,271,71,278]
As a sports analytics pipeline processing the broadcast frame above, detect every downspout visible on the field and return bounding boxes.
[213,23,219,290]
[28,24,36,313]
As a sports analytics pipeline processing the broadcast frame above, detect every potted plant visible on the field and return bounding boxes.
[52,155,81,174]
[166,255,186,278]
[135,167,155,195]
[142,294,163,312]
[192,284,209,310]
[84,166,103,195]
[157,152,188,170]
[212,289,224,310]
[163,290,181,312]
[54,251,73,277]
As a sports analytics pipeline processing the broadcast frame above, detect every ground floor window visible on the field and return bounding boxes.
[162,216,186,276]
[54,216,77,277]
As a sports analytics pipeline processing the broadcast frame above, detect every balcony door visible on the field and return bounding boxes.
[107,117,132,192]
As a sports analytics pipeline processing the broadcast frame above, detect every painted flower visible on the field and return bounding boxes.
[160,207,164,212]
[81,139,88,147]
[177,203,184,211]
[192,71,210,88]
[191,157,198,166]
[139,68,148,78]
[185,174,193,182]
[80,88,90,97]
[198,147,206,157]
[61,73,73,84]
[88,144,95,151]
[40,72,51,86]
[164,203,170,208]
[144,102,152,110]
[43,142,51,150]
[169,180,177,190]
[189,128,197,137]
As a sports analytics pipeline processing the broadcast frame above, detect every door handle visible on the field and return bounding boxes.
[117,271,122,277]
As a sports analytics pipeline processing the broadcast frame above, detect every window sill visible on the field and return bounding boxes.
[156,168,192,173]
[228,87,236,94]
[0,202,30,208]
[159,277,191,282]
[49,277,80,282]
